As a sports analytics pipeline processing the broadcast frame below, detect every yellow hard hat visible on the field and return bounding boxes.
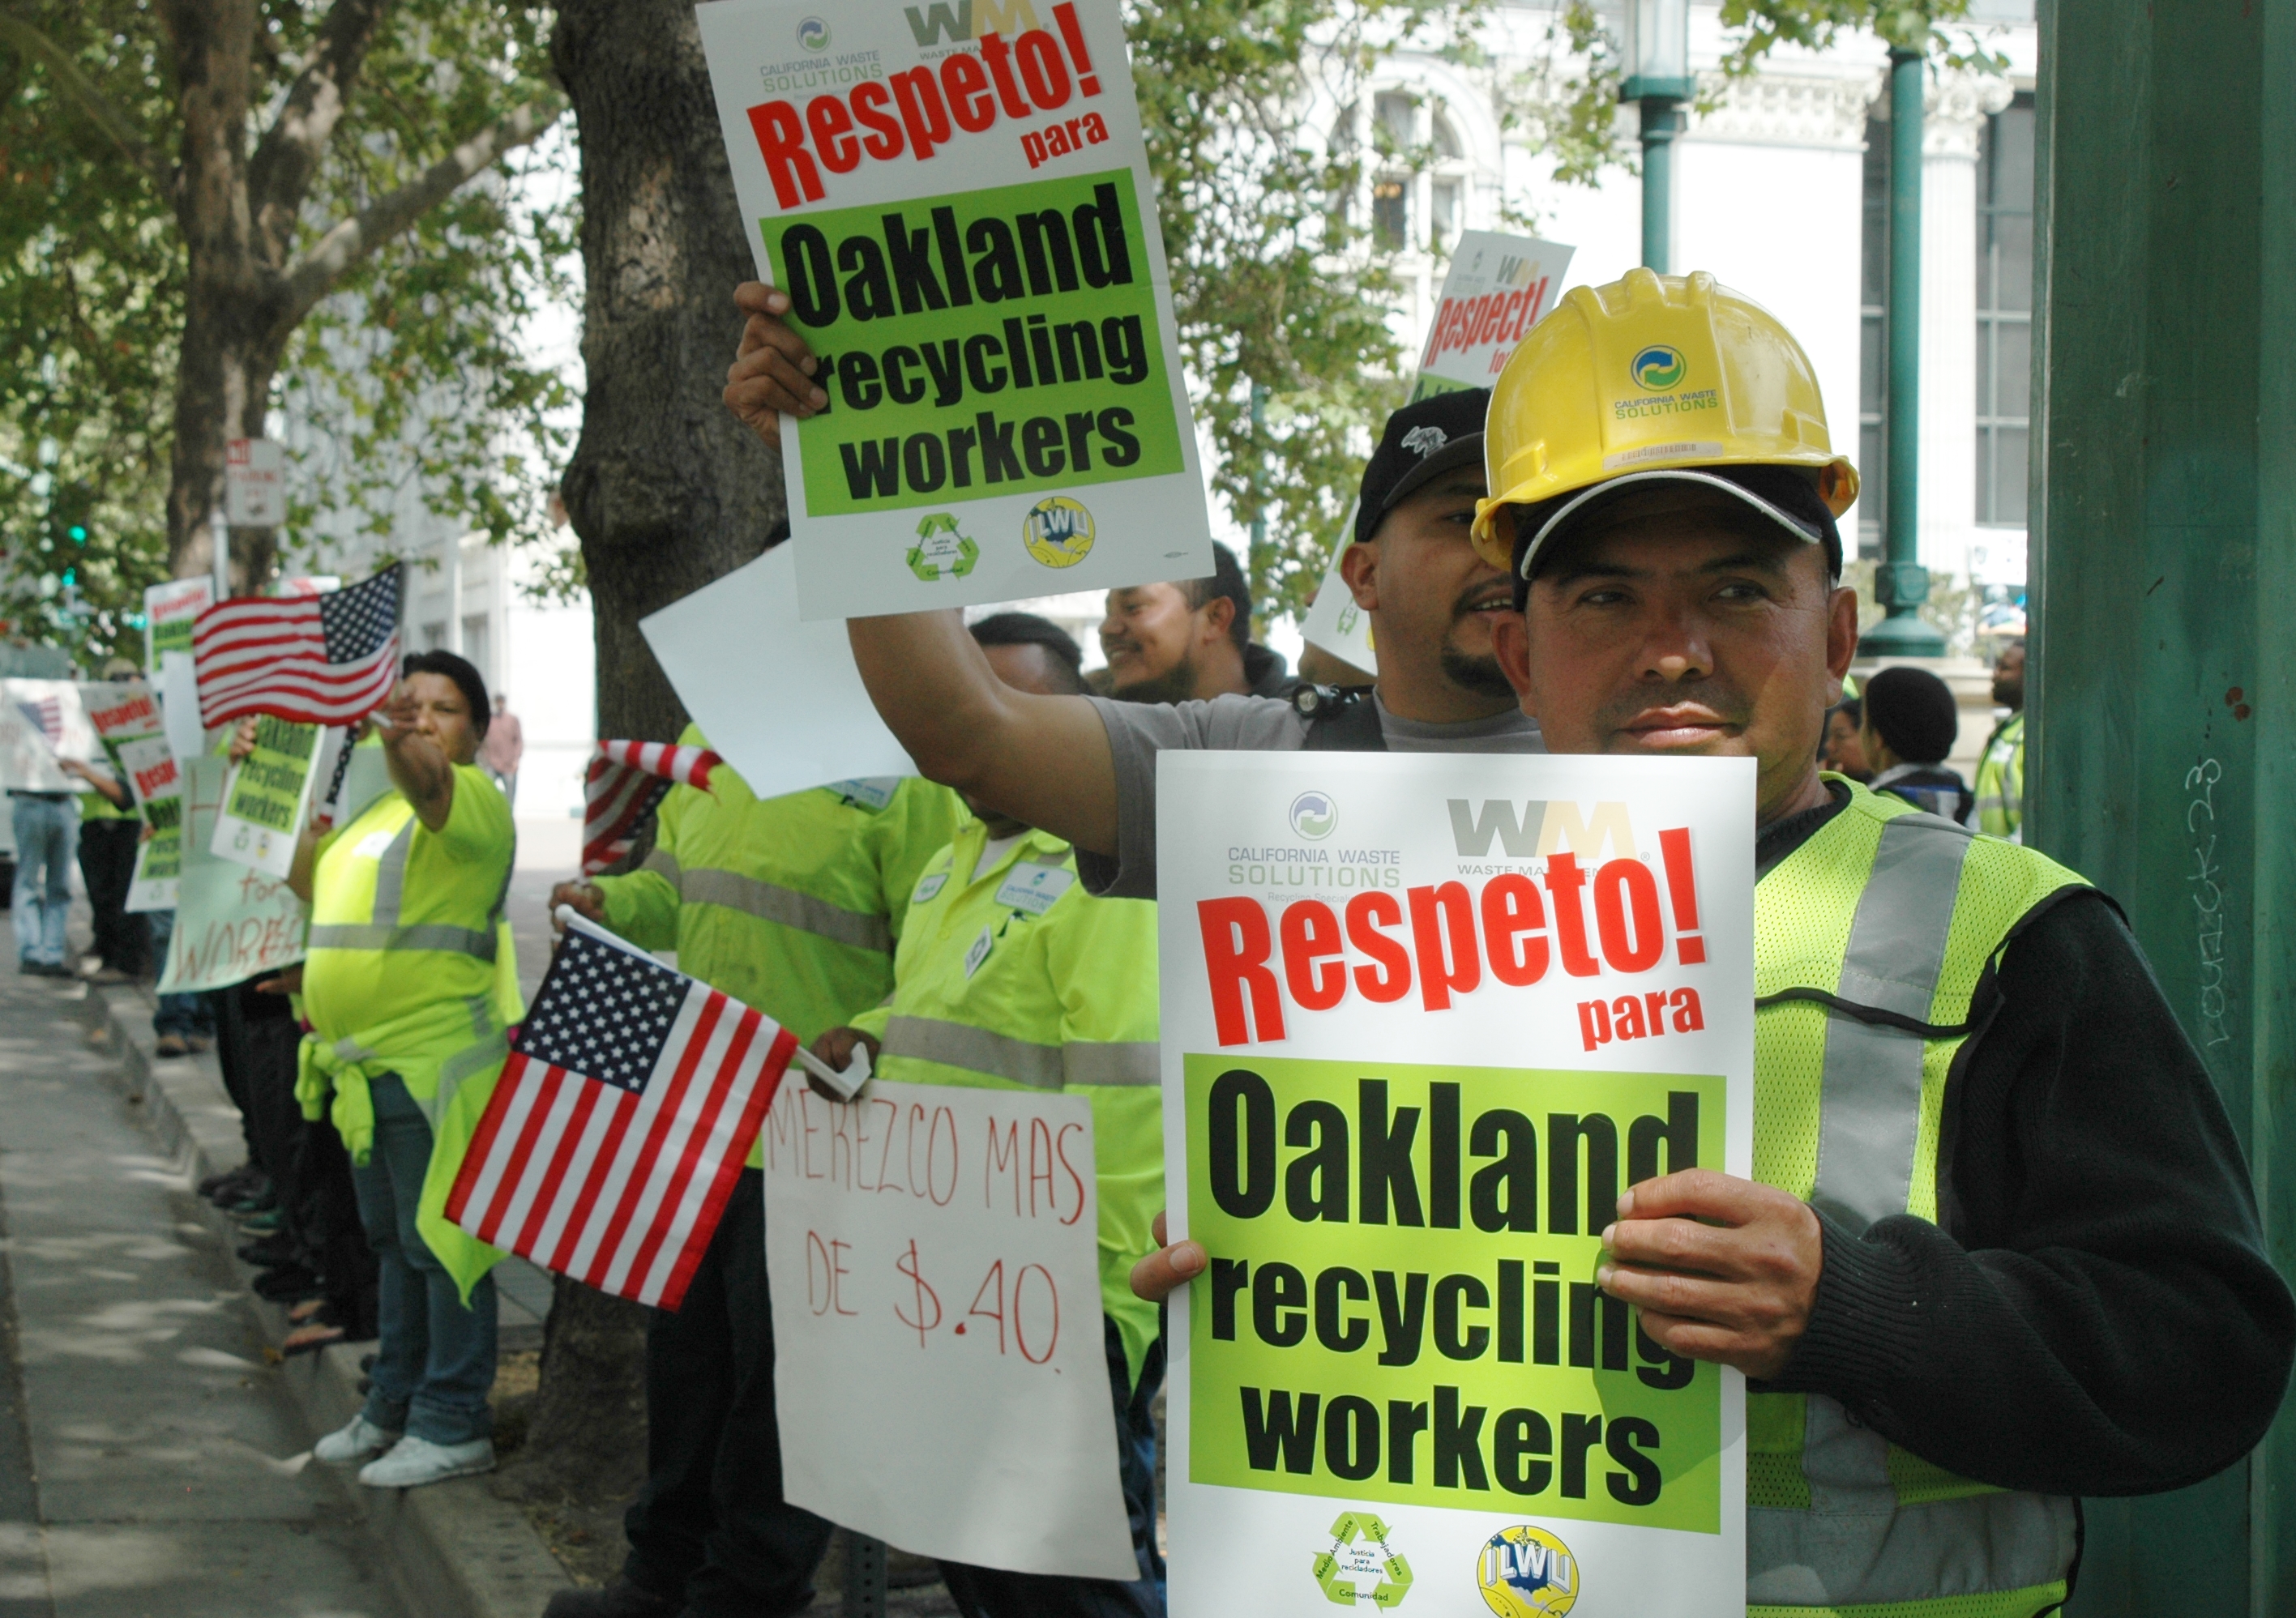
[1471,268,1858,574]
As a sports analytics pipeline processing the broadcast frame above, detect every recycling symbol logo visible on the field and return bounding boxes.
[907,513,980,582]
[1311,1511,1413,1608]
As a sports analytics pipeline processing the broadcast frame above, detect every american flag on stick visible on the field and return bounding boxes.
[194,564,402,728]
[582,740,725,875]
[445,917,797,1309]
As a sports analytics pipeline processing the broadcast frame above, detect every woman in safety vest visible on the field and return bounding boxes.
[293,651,520,1490]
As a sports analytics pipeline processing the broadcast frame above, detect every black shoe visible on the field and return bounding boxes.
[237,1235,297,1267]
[197,1165,250,1198]
[541,1578,681,1618]
[254,1266,322,1302]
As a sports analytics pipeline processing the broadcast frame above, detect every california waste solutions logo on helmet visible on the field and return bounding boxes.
[1289,790,1337,841]
[794,15,828,49]
[1631,345,1686,391]
[1310,1511,1413,1607]
[1476,1525,1579,1616]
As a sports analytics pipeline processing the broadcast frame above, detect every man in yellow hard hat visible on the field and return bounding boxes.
[1131,270,2292,1615]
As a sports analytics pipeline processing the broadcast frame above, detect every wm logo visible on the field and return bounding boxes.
[1447,800,1635,860]
[903,0,1041,45]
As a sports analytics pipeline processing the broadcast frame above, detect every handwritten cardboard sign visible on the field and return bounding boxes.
[763,1075,1135,1578]
[695,0,1211,618]
[1157,750,1753,1615]
[158,754,309,993]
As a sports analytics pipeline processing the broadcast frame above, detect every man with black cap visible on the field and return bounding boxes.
[720,275,1538,899]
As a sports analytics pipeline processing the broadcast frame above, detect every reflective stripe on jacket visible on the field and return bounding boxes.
[1749,778,2085,1616]
[1973,712,2026,842]
[850,818,1162,1387]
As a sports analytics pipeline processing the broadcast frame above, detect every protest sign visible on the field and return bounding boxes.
[159,754,308,993]
[1157,750,1753,1615]
[1295,499,1376,677]
[124,766,182,912]
[212,714,323,878]
[0,680,92,792]
[762,1075,1136,1579]
[144,578,213,674]
[640,543,917,800]
[696,0,1212,619]
[156,651,206,762]
[1409,232,1574,400]
[1298,231,1573,673]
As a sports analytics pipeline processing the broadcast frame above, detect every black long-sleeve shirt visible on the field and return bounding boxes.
[1758,797,2294,1496]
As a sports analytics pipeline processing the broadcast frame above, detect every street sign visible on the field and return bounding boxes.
[224,438,286,527]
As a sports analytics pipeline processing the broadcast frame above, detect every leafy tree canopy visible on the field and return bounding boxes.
[0,0,571,666]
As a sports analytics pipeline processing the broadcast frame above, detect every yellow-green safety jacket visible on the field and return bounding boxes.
[852,818,1162,1389]
[1750,777,2084,1617]
[591,727,962,1167]
[1973,712,2025,843]
[297,762,521,1301]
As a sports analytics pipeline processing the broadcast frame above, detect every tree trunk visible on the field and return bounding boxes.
[500,0,785,1501]
[554,0,785,745]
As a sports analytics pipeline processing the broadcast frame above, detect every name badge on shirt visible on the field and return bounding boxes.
[912,872,947,906]
[994,862,1074,916]
[827,777,898,811]
[964,924,994,978]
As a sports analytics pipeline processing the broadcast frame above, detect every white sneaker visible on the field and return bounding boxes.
[357,1432,494,1488]
[313,1414,402,1464]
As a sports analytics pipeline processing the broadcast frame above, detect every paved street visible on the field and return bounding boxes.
[0,917,406,1618]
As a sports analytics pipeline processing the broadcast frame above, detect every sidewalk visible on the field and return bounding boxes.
[54,958,572,1618]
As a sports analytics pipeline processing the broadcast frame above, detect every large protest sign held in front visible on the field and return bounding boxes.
[83,681,185,912]
[1157,751,1752,1615]
[696,0,1212,618]
[762,1077,1137,1579]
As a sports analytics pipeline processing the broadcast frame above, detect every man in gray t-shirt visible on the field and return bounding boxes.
[720,286,1541,897]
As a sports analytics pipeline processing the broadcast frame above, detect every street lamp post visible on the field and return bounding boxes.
[1862,42,1946,655]
[1623,0,1693,273]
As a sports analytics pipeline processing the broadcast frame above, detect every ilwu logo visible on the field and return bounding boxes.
[1476,1525,1578,1616]
[1447,798,1635,860]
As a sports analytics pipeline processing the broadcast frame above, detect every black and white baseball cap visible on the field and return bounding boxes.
[1353,387,1493,546]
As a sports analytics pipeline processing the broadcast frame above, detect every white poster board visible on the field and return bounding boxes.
[696,0,1212,619]
[1299,231,1575,673]
[639,544,917,800]
[1157,751,1752,1616]
[763,1076,1136,1579]
[158,754,309,994]
[0,680,92,793]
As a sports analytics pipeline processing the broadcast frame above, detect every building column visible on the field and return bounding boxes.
[1916,70,2015,581]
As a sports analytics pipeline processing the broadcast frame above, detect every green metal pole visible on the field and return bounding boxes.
[1639,98,1683,273]
[1862,45,1945,655]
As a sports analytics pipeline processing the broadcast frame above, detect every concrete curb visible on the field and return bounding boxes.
[75,980,572,1618]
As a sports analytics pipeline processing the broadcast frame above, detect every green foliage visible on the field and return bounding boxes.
[1130,0,1475,624]
[0,0,574,664]
[1712,0,2005,73]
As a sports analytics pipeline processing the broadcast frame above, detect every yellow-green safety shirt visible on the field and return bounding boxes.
[851,818,1162,1389]
[1748,777,2084,1617]
[589,726,963,1168]
[299,762,521,1300]
[1973,711,2025,843]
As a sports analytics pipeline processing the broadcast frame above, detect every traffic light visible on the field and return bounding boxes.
[45,483,95,552]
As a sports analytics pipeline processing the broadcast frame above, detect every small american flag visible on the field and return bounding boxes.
[582,740,724,875]
[15,697,61,748]
[194,564,402,728]
[445,920,797,1308]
